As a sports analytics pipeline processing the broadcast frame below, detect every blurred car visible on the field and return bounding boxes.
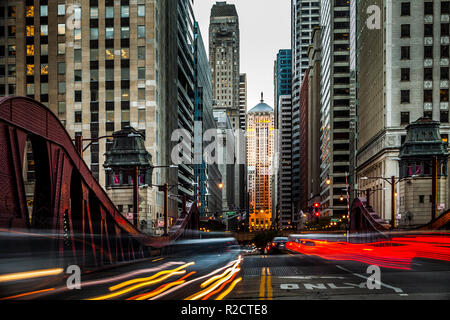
[266,237,289,254]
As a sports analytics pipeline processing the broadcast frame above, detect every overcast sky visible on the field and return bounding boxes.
[192,0,291,111]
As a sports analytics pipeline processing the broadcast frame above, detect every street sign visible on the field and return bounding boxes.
[331,218,340,222]
[226,211,236,216]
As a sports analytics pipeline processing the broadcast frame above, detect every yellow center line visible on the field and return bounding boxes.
[266,268,273,300]
[259,267,266,300]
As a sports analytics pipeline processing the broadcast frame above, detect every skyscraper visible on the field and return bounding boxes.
[355,0,450,222]
[239,73,247,130]
[247,95,275,231]
[209,1,240,129]
[291,0,320,216]
[319,0,351,218]
[1,0,170,232]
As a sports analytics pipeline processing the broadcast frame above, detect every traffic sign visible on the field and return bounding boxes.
[226,211,236,216]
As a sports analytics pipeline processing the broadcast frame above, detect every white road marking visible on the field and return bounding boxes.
[336,265,408,296]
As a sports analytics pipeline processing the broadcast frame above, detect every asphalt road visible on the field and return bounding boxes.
[228,252,450,300]
[1,249,449,300]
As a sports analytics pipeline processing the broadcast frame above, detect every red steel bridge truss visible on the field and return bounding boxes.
[0,96,199,269]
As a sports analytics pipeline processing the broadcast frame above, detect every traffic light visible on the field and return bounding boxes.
[314,203,320,217]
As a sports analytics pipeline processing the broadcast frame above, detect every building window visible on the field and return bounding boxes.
[401,68,410,81]
[138,88,145,101]
[8,25,16,37]
[74,49,82,62]
[419,195,425,203]
[90,28,99,40]
[26,45,34,56]
[121,26,129,39]
[443,1,450,15]
[424,90,433,103]
[58,62,65,74]
[40,5,48,17]
[105,49,114,60]
[121,6,129,18]
[424,68,433,80]
[90,7,98,19]
[105,90,114,102]
[401,2,410,16]
[138,25,145,38]
[441,89,449,102]
[138,5,145,17]
[40,64,48,75]
[401,24,410,38]
[74,28,81,41]
[105,7,114,19]
[8,6,16,18]
[90,48,98,61]
[424,2,434,15]
[442,23,450,37]
[75,111,82,123]
[26,25,35,37]
[40,25,48,36]
[57,24,65,36]
[138,46,145,60]
[58,4,65,16]
[121,48,129,59]
[8,45,16,56]
[401,90,410,104]
[27,83,34,95]
[75,91,82,102]
[58,82,66,94]
[441,111,449,123]
[105,27,114,39]
[58,101,66,115]
[442,45,449,58]
[424,24,433,37]
[41,44,48,56]
[401,46,410,60]
[401,112,410,125]
[424,46,433,59]
[58,43,66,55]
[138,67,145,80]
[26,6,34,17]
[74,69,82,82]
[441,67,449,80]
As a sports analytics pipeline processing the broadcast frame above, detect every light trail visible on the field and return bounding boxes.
[108,262,194,291]
[127,272,196,300]
[149,257,241,300]
[0,268,64,283]
[87,270,187,300]
[0,288,55,300]
[215,277,242,300]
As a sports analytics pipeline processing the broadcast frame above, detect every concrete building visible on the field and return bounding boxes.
[193,21,222,217]
[291,0,320,217]
[213,109,235,215]
[306,27,322,209]
[355,0,450,222]
[247,96,275,231]
[209,1,240,129]
[319,0,351,218]
[209,2,246,218]
[277,95,294,228]
[1,0,172,234]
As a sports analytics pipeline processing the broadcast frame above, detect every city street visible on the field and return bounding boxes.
[1,242,449,300]
[229,253,450,300]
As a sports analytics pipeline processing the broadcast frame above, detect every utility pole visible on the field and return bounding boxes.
[391,176,396,229]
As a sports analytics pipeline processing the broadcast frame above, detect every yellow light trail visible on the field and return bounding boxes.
[0,268,64,283]
[149,258,241,300]
[87,270,187,300]
[202,272,238,300]
[185,267,240,300]
[215,277,242,300]
[108,262,194,292]
[128,271,196,300]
